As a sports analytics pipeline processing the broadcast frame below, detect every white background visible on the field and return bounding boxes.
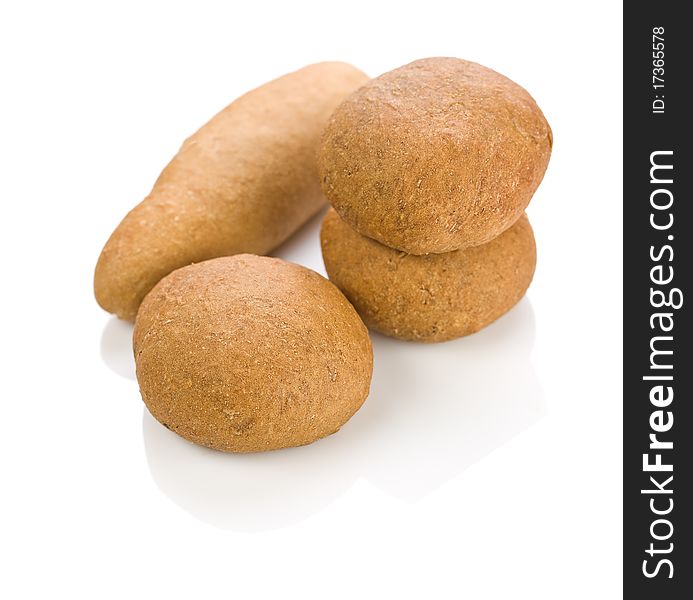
[0,1,623,598]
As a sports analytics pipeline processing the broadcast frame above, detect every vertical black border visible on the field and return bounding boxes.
[624,4,691,597]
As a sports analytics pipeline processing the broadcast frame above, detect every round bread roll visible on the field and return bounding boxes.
[319,57,552,254]
[320,208,536,342]
[133,254,373,452]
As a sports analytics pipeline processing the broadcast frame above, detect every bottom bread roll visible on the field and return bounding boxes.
[320,209,536,342]
[133,254,373,452]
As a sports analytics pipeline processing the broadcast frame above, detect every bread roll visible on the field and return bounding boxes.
[95,62,369,320]
[319,57,551,254]
[320,208,536,342]
[133,254,373,452]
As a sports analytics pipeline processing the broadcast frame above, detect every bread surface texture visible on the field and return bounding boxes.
[95,62,369,320]
[133,254,373,452]
[320,208,536,342]
[319,57,551,254]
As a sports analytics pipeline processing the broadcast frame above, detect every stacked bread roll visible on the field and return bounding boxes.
[319,58,552,342]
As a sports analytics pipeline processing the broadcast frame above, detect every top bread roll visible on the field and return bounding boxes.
[319,57,552,254]
[95,62,368,320]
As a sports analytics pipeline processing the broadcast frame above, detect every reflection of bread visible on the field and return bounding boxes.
[133,255,373,452]
[95,62,369,320]
[320,209,536,343]
[319,57,552,255]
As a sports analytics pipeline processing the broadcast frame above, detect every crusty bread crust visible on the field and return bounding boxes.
[134,255,373,452]
[319,57,551,255]
[321,208,536,342]
[95,62,369,320]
